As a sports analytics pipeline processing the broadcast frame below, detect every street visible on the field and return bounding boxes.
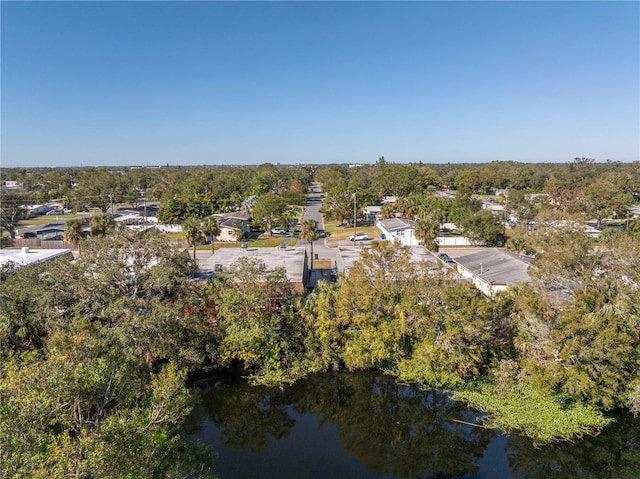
[301,181,337,266]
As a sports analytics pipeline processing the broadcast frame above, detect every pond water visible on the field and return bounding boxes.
[184,371,640,479]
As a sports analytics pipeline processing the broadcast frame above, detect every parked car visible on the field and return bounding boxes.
[438,253,456,264]
[349,233,370,241]
[63,208,73,214]
[271,227,288,235]
[46,209,63,215]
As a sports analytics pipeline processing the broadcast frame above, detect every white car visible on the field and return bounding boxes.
[349,233,370,241]
[271,227,288,235]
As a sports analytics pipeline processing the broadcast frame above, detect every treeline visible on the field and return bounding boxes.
[3,158,638,214]
[317,158,638,249]
[3,159,639,244]
[2,221,639,475]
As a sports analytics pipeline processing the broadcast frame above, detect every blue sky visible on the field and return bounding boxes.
[1,1,638,167]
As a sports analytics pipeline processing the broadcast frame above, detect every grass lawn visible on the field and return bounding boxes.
[19,214,82,227]
[323,220,380,240]
[312,259,333,269]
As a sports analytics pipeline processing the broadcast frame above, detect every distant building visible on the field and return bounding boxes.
[453,248,531,297]
[481,201,504,214]
[363,205,383,223]
[18,221,68,240]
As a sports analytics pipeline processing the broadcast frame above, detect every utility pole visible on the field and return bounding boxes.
[141,191,147,224]
[109,194,114,215]
[353,191,357,245]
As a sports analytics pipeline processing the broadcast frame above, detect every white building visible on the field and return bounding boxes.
[0,247,73,270]
[376,218,417,246]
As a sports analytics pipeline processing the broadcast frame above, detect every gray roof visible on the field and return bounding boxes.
[337,244,438,275]
[454,248,531,285]
[378,218,415,232]
[217,214,252,229]
[199,246,307,284]
[19,221,67,235]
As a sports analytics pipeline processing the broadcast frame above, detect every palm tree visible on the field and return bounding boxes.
[300,219,320,269]
[381,203,396,219]
[201,216,221,255]
[414,214,440,252]
[182,217,201,260]
[65,219,85,254]
[90,214,115,237]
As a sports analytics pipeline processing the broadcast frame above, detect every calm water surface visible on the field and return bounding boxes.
[184,372,640,479]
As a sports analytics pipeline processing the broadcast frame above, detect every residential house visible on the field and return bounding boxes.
[363,205,383,223]
[376,218,417,246]
[215,213,252,242]
[18,222,67,240]
[453,248,531,297]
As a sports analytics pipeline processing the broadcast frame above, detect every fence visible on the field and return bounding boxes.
[8,238,77,250]
[435,236,484,247]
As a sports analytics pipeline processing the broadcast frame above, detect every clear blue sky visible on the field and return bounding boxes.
[2,1,638,167]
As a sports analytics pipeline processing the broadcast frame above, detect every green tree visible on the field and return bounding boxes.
[0,190,31,239]
[553,280,639,410]
[182,217,202,260]
[64,218,85,253]
[529,225,601,293]
[72,168,134,213]
[203,257,296,376]
[157,197,188,224]
[200,216,221,255]
[579,178,633,229]
[321,187,355,226]
[459,209,505,246]
[414,214,440,251]
[253,192,287,235]
[90,214,115,237]
[300,219,320,269]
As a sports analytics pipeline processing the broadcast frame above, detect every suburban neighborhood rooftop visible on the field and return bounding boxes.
[0,247,73,269]
[454,249,532,286]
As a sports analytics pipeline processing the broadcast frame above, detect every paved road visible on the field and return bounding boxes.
[301,182,337,266]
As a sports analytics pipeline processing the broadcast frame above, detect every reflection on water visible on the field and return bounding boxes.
[184,372,640,479]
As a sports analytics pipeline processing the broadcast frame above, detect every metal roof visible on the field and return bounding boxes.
[199,246,307,284]
[378,218,415,232]
[454,248,531,285]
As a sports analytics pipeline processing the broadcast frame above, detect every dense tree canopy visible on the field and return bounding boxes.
[2,160,640,472]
